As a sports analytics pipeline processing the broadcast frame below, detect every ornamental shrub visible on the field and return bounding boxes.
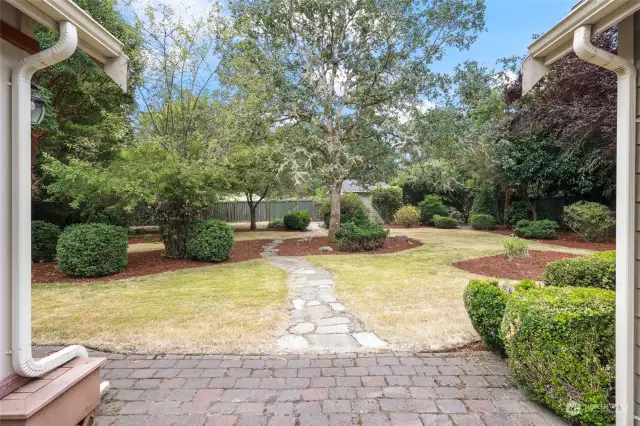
[393,205,421,228]
[433,215,457,229]
[470,188,495,217]
[448,210,462,221]
[185,220,235,262]
[514,219,558,239]
[543,251,615,290]
[470,214,496,230]
[514,279,537,292]
[503,237,529,259]
[335,222,388,252]
[57,223,128,277]
[463,279,507,352]
[371,186,403,224]
[417,194,448,226]
[31,220,60,262]
[283,209,311,230]
[504,201,532,227]
[322,193,366,226]
[501,287,615,425]
[342,205,370,227]
[563,201,615,242]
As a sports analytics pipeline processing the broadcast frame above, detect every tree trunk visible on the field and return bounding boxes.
[161,218,190,258]
[527,199,538,221]
[249,205,257,230]
[328,180,342,242]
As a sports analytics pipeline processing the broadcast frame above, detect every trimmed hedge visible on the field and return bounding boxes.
[563,201,615,242]
[514,219,558,240]
[57,223,128,277]
[371,186,403,224]
[32,220,60,262]
[501,287,615,425]
[543,251,615,290]
[433,215,457,229]
[283,210,311,230]
[185,220,234,262]
[417,194,448,226]
[336,222,388,252]
[470,214,496,230]
[394,205,421,228]
[463,279,507,352]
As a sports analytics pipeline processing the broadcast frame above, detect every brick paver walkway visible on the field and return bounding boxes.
[32,347,567,426]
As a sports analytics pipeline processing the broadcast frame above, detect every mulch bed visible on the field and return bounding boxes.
[487,229,615,252]
[32,239,267,284]
[453,250,579,281]
[128,235,162,244]
[277,236,422,256]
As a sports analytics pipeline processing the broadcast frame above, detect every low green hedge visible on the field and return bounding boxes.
[501,287,615,425]
[470,214,496,230]
[283,210,311,230]
[463,279,507,352]
[336,222,388,252]
[543,251,615,290]
[514,219,558,239]
[433,215,457,229]
[32,220,60,262]
[57,223,128,277]
[185,220,235,262]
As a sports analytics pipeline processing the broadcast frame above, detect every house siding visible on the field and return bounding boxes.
[634,12,640,421]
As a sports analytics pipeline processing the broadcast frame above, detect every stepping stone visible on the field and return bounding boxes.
[329,303,346,312]
[309,279,333,286]
[305,333,360,349]
[306,300,321,306]
[306,305,333,320]
[315,324,349,334]
[314,317,350,326]
[290,322,315,334]
[353,332,388,348]
[292,299,305,310]
[318,296,337,303]
[276,334,309,349]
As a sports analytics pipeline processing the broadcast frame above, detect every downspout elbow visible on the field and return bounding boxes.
[573,25,636,77]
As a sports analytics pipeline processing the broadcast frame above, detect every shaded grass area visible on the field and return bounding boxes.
[307,227,591,352]
[32,260,288,354]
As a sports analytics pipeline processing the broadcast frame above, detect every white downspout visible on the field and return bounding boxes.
[11,21,88,377]
[573,25,636,424]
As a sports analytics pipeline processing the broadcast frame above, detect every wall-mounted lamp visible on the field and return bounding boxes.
[30,85,45,125]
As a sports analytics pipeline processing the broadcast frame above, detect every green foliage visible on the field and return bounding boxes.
[563,201,615,242]
[514,219,558,240]
[371,186,403,224]
[501,287,615,425]
[433,215,458,229]
[503,238,529,259]
[31,221,60,262]
[321,193,366,226]
[543,251,616,290]
[504,201,532,227]
[336,222,389,252]
[185,220,235,262]
[514,279,537,292]
[393,205,421,228]
[470,188,495,217]
[267,219,284,229]
[417,195,448,226]
[448,210,462,221]
[463,279,507,352]
[283,210,311,230]
[56,223,128,277]
[470,214,496,230]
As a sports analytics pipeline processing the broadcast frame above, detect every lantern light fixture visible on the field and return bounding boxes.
[30,85,45,125]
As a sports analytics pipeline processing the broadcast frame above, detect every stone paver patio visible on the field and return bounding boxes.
[34,347,567,425]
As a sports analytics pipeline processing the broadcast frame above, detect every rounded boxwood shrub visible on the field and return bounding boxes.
[57,223,128,277]
[504,201,532,227]
[514,219,558,239]
[417,194,448,226]
[433,215,457,229]
[371,186,403,224]
[394,205,421,228]
[563,201,615,242]
[463,279,507,352]
[470,213,496,230]
[543,250,615,290]
[335,222,388,252]
[283,209,311,230]
[185,220,235,262]
[500,287,615,425]
[32,220,60,262]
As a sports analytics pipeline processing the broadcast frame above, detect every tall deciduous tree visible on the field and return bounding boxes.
[221,0,486,239]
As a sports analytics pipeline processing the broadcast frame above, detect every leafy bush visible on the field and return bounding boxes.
[32,220,60,262]
[433,215,457,229]
[543,251,615,290]
[185,220,235,262]
[417,194,448,225]
[514,279,537,292]
[470,188,495,216]
[267,219,284,229]
[463,279,507,352]
[283,209,311,230]
[504,201,532,227]
[563,201,615,242]
[470,214,496,230]
[394,205,421,228]
[514,219,558,239]
[371,186,403,224]
[503,237,529,259]
[57,223,128,277]
[448,210,462,221]
[501,287,615,424]
[342,205,370,227]
[336,222,389,252]
[322,193,366,226]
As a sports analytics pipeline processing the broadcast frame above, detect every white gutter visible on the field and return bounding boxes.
[573,23,636,425]
[11,21,89,377]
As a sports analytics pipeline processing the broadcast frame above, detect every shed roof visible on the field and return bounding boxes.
[342,180,388,193]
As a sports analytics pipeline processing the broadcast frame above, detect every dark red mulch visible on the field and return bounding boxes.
[277,236,422,256]
[486,229,615,252]
[128,235,162,244]
[32,239,267,284]
[453,250,579,281]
